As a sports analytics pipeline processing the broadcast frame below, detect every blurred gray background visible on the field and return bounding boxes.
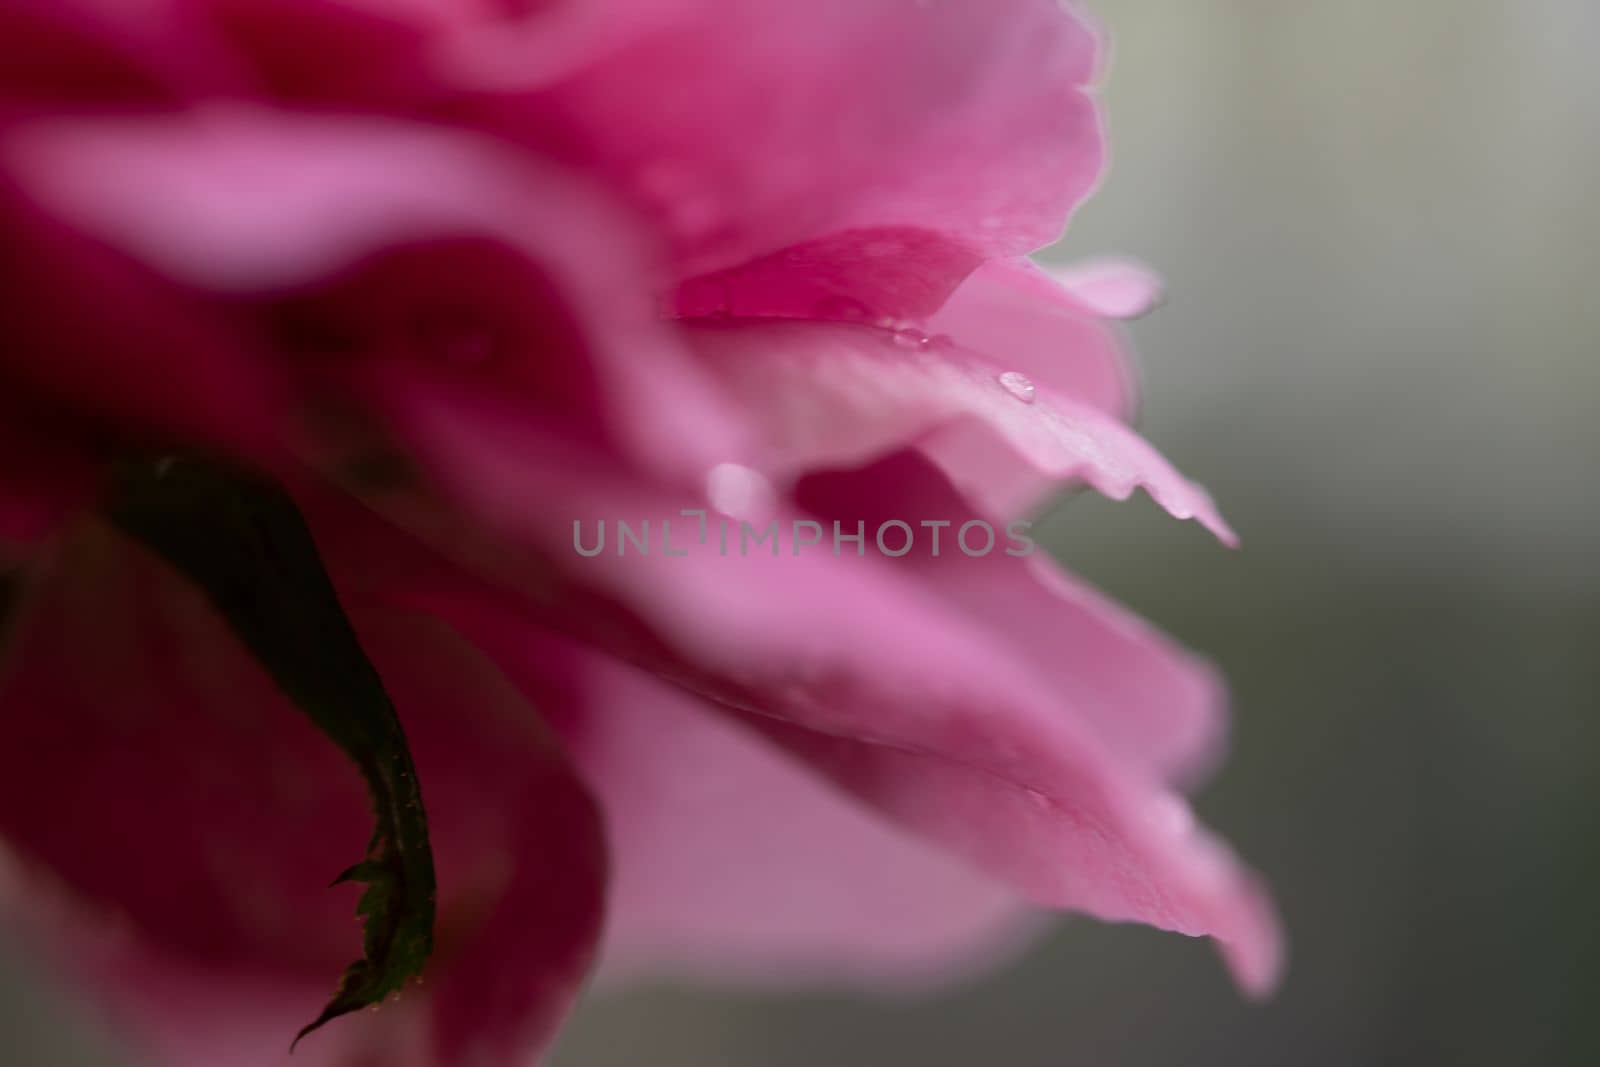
[6,1,1596,1064]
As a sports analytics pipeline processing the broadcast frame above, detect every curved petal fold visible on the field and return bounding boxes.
[4,105,750,485]
[298,430,1279,994]
[685,318,1234,539]
[795,451,1228,784]
[490,640,1036,989]
[927,256,1142,417]
[500,0,1102,274]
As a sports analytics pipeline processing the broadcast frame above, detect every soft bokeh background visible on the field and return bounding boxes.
[5,1,1596,1063]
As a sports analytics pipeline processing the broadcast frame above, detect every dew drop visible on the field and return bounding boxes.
[705,462,777,522]
[890,327,931,350]
[997,370,1037,403]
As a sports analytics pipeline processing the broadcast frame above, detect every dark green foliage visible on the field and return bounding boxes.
[105,457,436,1047]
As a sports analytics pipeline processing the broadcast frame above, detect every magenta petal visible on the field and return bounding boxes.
[686,318,1235,539]
[0,524,607,1067]
[5,105,751,485]
[508,0,1102,274]
[674,226,985,324]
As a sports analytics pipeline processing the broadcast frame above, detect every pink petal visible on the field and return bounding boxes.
[0,522,607,1066]
[0,181,291,461]
[489,639,1036,989]
[795,451,1227,784]
[927,256,1142,416]
[734,710,1284,998]
[1050,257,1166,320]
[498,0,1102,275]
[4,106,751,486]
[306,418,1280,994]
[673,226,984,323]
[685,318,1235,540]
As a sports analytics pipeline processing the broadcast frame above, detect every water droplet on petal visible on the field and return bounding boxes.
[705,462,777,522]
[997,370,1037,403]
[890,327,931,350]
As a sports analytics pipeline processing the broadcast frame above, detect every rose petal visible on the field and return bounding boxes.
[795,451,1227,784]
[0,0,243,105]
[673,226,984,323]
[685,318,1235,540]
[0,181,290,460]
[733,710,1284,998]
[302,410,1279,994]
[1050,257,1166,320]
[483,638,1035,989]
[927,256,1142,416]
[4,106,751,485]
[495,0,1101,274]
[0,523,607,1066]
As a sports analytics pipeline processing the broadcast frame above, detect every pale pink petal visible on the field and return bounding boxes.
[795,451,1228,784]
[0,523,607,1066]
[685,318,1235,540]
[734,710,1284,998]
[497,642,1035,989]
[927,256,1141,417]
[1050,257,1166,320]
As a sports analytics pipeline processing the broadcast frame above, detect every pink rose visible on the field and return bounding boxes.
[0,1,1283,1065]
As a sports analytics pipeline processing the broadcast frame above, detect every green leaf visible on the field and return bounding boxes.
[105,457,436,1047]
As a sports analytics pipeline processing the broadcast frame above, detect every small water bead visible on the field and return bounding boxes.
[890,327,932,350]
[997,370,1037,404]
